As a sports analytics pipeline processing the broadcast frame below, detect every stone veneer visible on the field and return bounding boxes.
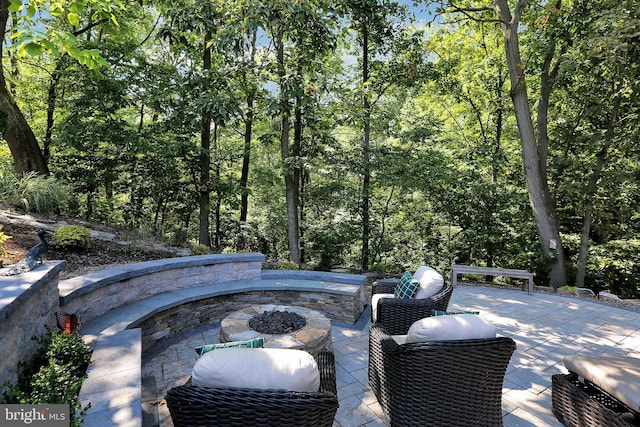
[58,253,265,324]
[0,261,66,396]
[135,286,358,355]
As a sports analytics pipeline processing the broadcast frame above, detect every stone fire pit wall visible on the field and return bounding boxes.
[0,261,66,395]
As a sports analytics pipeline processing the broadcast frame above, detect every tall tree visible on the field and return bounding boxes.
[259,0,339,264]
[560,0,638,287]
[199,28,213,247]
[495,0,567,288]
[344,0,418,270]
[435,0,568,287]
[0,0,48,175]
[0,0,120,175]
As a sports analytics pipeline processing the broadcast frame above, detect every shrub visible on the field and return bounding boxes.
[0,167,68,214]
[589,239,640,299]
[52,226,91,250]
[3,329,92,427]
[191,244,210,255]
[369,262,403,275]
[0,225,11,258]
[279,260,298,270]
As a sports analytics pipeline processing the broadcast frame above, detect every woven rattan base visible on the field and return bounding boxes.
[551,373,640,427]
[368,324,515,427]
[371,279,453,335]
[166,351,338,427]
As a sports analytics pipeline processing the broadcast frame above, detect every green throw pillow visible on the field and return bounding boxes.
[195,337,265,356]
[431,310,480,316]
[394,271,420,299]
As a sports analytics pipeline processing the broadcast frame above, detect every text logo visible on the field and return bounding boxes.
[0,405,69,427]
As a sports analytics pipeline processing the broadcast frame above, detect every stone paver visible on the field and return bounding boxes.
[141,285,640,427]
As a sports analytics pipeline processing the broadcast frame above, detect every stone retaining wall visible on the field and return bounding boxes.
[1,254,367,425]
[135,289,358,355]
[59,253,265,323]
[0,261,66,396]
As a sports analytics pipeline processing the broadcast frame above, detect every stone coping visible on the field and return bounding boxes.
[261,269,367,286]
[59,253,265,303]
[0,260,66,320]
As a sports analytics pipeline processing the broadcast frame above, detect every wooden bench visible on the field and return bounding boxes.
[450,264,533,295]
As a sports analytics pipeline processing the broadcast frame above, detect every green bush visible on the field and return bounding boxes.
[0,167,68,214]
[52,226,91,250]
[589,239,640,299]
[0,225,11,258]
[191,244,210,255]
[3,329,92,427]
[279,260,298,270]
[369,262,402,274]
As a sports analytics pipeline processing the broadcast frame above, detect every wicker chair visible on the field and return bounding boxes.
[552,372,639,427]
[166,351,339,427]
[371,279,453,335]
[368,324,516,427]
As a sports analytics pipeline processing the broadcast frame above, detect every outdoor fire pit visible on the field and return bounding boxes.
[219,304,333,355]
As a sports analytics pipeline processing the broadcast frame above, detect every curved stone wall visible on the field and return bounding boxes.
[58,253,265,324]
[0,261,66,397]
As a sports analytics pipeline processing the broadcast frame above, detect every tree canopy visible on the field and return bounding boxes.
[1,0,639,297]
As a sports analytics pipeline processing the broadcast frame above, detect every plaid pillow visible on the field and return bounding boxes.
[195,337,265,356]
[431,310,480,316]
[394,271,420,299]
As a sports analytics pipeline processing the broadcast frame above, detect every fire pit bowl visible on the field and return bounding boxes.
[219,304,333,355]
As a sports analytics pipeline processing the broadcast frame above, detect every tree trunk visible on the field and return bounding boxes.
[239,29,257,226]
[0,0,48,176]
[575,68,623,287]
[495,0,566,288]
[277,26,300,264]
[361,25,371,271]
[198,30,212,248]
[213,123,222,252]
[239,92,253,223]
[44,59,65,162]
[293,72,304,263]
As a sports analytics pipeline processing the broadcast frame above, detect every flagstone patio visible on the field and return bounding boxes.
[141,284,640,427]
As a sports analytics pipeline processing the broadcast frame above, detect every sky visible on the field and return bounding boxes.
[401,1,440,27]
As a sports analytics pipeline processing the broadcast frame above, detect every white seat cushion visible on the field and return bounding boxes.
[564,354,640,412]
[192,347,320,392]
[412,266,445,299]
[371,293,395,323]
[405,313,496,343]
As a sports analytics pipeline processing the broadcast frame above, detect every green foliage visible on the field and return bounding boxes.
[0,225,11,258]
[52,226,91,250]
[589,240,640,299]
[0,167,68,214]
[191,244,209,255]
[279,261,298,270]
[9,0,120,71]
[369,262,401,274]
[2,0,639,298]
[3,329,92,427]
